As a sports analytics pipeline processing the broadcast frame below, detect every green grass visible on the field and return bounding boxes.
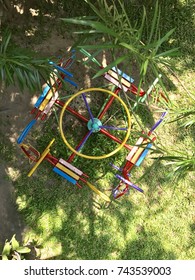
[4,74,194,259]
[1,0,195,260]
[11,157,194,260]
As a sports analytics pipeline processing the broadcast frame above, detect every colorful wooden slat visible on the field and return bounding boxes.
[17,119,37,144]
[135,143,153,167]
[55,163,80,181]
[115,174,143,193]
[39,90,53,111]
[107,70,131,88]
[63,77,78,87]
[130,139,150,164]
[43,91,59,115]
[86,181,111,202]
[112,67,134,83]
[104,73,129,92]
[53,167,77,185]
[126,136,144,161]
[59,158,83,176]
[49,62,73,77]
[34,85,50,108]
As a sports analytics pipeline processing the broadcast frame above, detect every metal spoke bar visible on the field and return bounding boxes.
[67,130,92,163]
[55,100,88,123]
[100,125,127,131]
[76,129,93,152]
[98,88,121,120]
[100,128,132,151]
[82,93,94,122]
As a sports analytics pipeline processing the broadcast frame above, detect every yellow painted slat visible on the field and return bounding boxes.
[86,181,111,202]
[130,139,150,164]
[56,163,80,181]
[39,90,53,111]
[126,137,144,161]
[28,139,55,177]
[108,70,131,88]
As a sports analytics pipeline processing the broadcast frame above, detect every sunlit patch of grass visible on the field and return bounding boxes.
[0,141,15,161]
[5,166,21,181]
[16,195,28,211]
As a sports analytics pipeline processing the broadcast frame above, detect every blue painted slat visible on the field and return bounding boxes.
[135,143,153,167]
[112,67,134,83]
[63,77,78,87]
[49,61,73,77]
[17,119,37,144]
[34,85,50,108]
[53,167,77,185]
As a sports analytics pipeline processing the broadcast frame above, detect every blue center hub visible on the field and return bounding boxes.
[87,118,102,133]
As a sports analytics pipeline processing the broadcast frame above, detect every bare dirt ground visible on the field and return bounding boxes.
[0,32,80,247]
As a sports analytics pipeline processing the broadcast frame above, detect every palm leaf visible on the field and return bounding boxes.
[61,18,120,38]
[82,49,102,66]
[155,47,180,58]
[148,0,160,43]
[10,234,20,251]
[119,42,141,56]
[155,28,176,51]
[78,44,117,50]
[84,0,108,23]
[93,55,129,78]
[61,0,177,99]
[0,29,64,91]
[2,240,11,257]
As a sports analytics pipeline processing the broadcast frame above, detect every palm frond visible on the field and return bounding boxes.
[61,0,178,91]
[0,29,59,91]
[153,148,195,180]
[168,99,195,128]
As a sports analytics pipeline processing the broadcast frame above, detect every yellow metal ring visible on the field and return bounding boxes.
[59,88,131,160]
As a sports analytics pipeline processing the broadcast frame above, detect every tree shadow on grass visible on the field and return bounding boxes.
[120,227,176,260]
[176,123,195,143]
[137,159,175,198]
[1,124,183,260]
[133,104,155,130]
[13,168,177,260]
[1,96,190,260]
[187,223,195,253]
[12,166,133,259]
[3,137,174,261]
[56,203,176,260]
[126,0,195,70]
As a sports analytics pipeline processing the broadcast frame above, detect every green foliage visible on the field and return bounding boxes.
[153,147,195,180]
[1,234,31,260]
[0,29,56,91]
[162,153,194,175]
[123,0,195,58]
[61,0,179,89]
[170,95,195,128]
[157,91,195,178]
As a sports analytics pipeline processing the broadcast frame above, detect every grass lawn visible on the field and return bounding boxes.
[1,0,194,260]
[4,58,194,260]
